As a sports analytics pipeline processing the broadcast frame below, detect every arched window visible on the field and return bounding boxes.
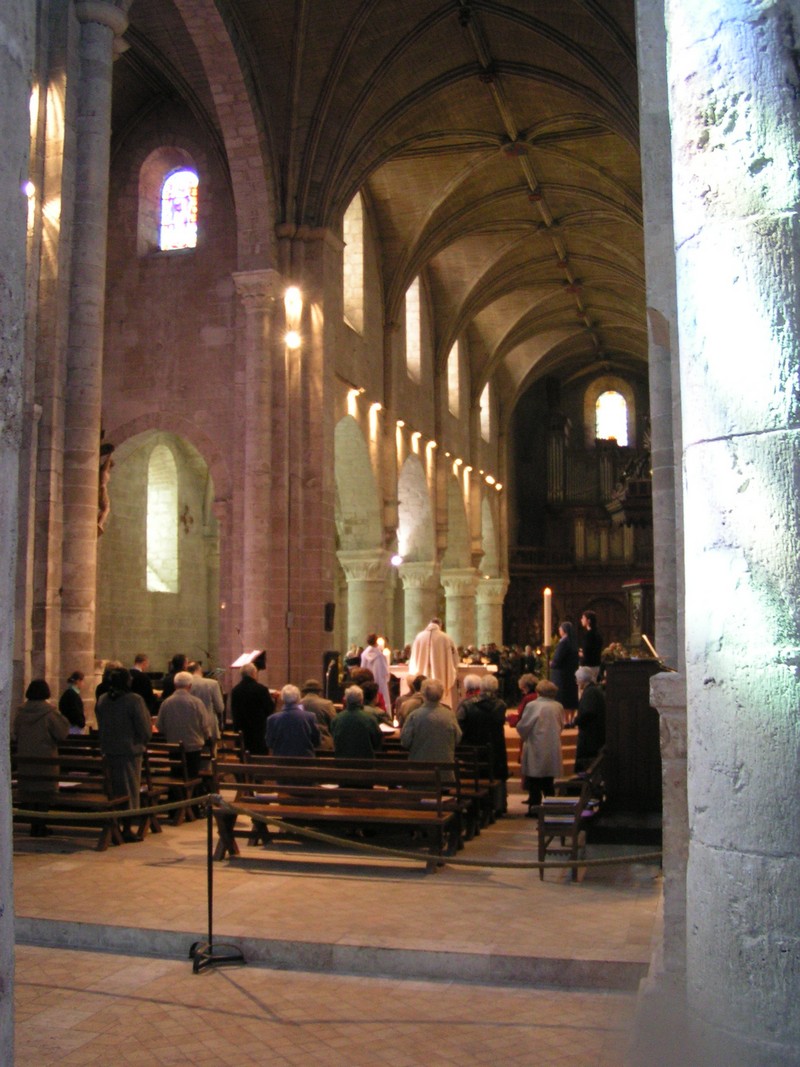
[480,382,491,441]
[343,193,364,333]
[147,444,179,593]
[595,390,628,446]
[405,277,421,383]
[447,341,460,416]
[160,169,199,251]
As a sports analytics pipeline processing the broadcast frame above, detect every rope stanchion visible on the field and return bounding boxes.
[188,799,246,974]
[210,796,663,872]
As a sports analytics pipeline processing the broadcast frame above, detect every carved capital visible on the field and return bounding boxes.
[440,567,479,599]
[650,671,688,761]
[475,576,508,606]
[74,0,131,35]
[398,561,438,591]
[232,269,283,312]
[337,548,392,584]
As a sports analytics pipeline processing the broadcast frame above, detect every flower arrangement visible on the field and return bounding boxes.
[601,641,630,663]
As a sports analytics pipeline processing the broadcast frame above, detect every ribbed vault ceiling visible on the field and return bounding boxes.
[119,0,645,414]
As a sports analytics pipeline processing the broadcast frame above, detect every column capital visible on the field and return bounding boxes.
[475,576,508,606]
[398,560,438,591]
[232,268,283,311]
[74,0,132,36]
[440,567,479,598]
[337,548,392,584]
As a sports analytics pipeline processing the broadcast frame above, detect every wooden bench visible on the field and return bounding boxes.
[12,753,130,850]
[214,758,461,870]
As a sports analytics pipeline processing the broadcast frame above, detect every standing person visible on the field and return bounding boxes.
[516,679,563,814]
[187,661,224,739]
[459,673,510,814]
[574,666,606,771]
[455,674,481,722]
[400,678,462,778]
[95,667,152,842]
[550,621,579,721]
[331,685,383,759]
[578,610,603,682]
[95,660,122,702]
[58,671,86,734]
[360,633,392,713]
[265,685,320,757]
[300,678,337,751]
[157,671,209,777]
[12,680,71,836]
[395,674,426,726]
[159,653,188,702]
[407,618,460,709]
[129,653,158,715]
[229,662,275,756]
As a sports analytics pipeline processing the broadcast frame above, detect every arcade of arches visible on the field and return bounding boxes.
[2,2,800,1065]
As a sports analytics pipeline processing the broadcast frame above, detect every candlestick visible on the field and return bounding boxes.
[543,587,552,647]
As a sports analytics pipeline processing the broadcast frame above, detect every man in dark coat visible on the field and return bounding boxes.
[265,685,320,757]
[229,662,275,755]
[130,653,158,715]
[459,673,510,814]
[574,666,606,771]
[331,685,382,759]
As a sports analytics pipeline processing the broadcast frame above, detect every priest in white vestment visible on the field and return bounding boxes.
[407,618,460,708]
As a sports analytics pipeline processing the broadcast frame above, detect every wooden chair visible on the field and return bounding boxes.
[535,779,592,882]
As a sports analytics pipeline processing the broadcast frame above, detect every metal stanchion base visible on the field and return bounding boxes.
[188,939,247,974]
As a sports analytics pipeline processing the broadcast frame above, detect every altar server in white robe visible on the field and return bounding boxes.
[408,618,460,709]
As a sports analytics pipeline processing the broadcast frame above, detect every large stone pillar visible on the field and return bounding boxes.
[1,1,35,1058]
[60,0,130,697]
[398,561,438,645]
[232,269,281,652]
[338,549,391,651]
[667,3,800,1063]
[631,5,689,1063]
[476,577,508,647]
[440,567,478,648]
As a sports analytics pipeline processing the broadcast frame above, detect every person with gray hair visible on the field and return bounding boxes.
[400,677,462,775]
[156,670,209,778]
[516,678,564,813]
[574,665,606,772]
[331,685,383,759]
[265,683,320,757]
[455,673,481,723]
[229,661,275,755]
[458,672,510,813]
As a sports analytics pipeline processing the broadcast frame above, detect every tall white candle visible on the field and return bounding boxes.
[543,587,552,646]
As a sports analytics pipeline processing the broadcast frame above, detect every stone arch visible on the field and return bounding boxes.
[441,474,471,569]
[96,429,220,674]
[397,453,434,562]
[334,415,382,550]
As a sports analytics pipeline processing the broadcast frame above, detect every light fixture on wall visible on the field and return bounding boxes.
[285,330,301,350]
[396,419,405,428]
[485,474,496,485]
[390,553,403,566]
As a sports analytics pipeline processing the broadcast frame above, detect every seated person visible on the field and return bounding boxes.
[265,685,320,757]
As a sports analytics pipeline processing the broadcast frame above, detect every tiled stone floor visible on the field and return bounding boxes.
[12,781,662,1064]
[15,944,638,1066]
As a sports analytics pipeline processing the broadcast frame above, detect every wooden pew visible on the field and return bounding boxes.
[214,757,460,870]
[144,741,202,824]
[534,779,593,882]
[12,752,130,850]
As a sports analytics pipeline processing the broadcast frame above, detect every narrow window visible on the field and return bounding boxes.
[480,382,491,441]
[447,342,460,416]
[160,169,198,251]
[343,193,364,333]
[147,445,179,593]
[596,390,628,445]
[405,277,421,383]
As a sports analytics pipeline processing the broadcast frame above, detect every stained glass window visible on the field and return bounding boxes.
[159,169,198,251]
[595,390,628,445]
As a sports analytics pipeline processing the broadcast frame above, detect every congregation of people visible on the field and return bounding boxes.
[11,609,608,839]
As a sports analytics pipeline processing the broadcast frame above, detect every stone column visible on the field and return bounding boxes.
[666,3,800,1063]
[337,549,391,649]
[398,561,438,645]
[476,577,508,647]
[60,0,131,696]
[440,567,479,648]
[232,269,281,651]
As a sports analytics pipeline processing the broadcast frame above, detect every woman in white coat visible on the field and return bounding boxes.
[515,678,563,814]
